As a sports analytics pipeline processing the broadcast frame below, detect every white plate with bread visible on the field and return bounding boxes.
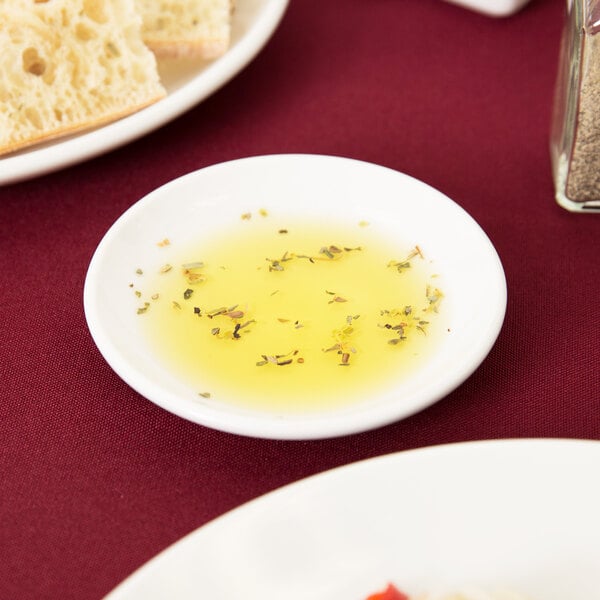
[0,0,288,186]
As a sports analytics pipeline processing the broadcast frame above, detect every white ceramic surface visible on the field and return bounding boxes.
[0,0,288,186]
[443,0,531,17]
[83,154,506,440]
[103,439,600,599]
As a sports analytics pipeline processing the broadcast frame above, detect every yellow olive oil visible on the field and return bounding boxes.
[134,216,445,413]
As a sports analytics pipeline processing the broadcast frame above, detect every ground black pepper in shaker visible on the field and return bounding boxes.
[551,0,600,211]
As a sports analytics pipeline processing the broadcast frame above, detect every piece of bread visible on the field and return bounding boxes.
[136,0,232,59]
[0,0,166,157]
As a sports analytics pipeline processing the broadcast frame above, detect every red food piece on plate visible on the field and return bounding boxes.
[365,582,410,600]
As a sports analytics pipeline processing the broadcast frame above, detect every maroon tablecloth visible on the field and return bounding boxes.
[2,0,599,598]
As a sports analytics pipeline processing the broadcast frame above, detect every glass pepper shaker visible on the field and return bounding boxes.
[551,0,600,211]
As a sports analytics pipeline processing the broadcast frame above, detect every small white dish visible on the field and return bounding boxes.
[103,439,600,599]
[0,0,288,186]
[442,0,531,17]
[83,154,506,439]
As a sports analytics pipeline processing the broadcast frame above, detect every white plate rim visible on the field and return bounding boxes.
[83,153,507,440]
[102,438,600,599]
[0,0,288,186]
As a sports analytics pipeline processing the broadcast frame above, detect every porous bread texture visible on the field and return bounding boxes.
[137,0,232,59]
[0,0,166,156]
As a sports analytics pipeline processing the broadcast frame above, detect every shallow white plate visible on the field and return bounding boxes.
[0,0,287,186]
[103,439,600,599]
[83,154,506,439]
[442,0,531,17]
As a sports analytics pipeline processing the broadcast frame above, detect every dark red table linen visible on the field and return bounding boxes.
[1,1,599,598]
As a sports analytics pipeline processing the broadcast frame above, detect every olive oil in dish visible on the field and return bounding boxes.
[132,213,445,413]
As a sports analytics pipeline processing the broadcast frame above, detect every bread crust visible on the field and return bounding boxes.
[138,0,232,60]
[0,92,166,157]
[145,38,229,60]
